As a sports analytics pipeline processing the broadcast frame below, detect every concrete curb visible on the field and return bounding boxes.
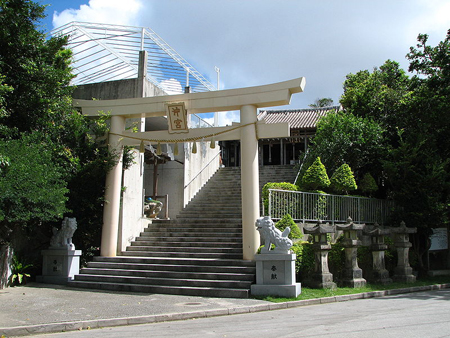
[2,283,450,337]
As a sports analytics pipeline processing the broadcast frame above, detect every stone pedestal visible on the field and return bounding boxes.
[336,218,366,288]
[365,224,392,285]
[251,253,301,298]
[37,249,82,285]
[303,221,337,289]
[391,222,417,283]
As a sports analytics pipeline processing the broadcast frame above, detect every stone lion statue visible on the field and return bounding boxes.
[256,216,293,253]
[50,217,77,250]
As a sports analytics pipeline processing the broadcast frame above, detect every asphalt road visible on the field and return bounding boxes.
[33,289,450,338]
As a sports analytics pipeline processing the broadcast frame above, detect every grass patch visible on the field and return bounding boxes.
[255,276,450,303]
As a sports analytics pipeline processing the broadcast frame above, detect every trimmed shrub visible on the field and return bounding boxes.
[359,172,378,197]
[262,182,298,215]
[301,157,330,191]
[275,214,303,240]
[330,163,357,194]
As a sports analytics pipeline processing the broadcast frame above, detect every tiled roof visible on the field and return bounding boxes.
[258,106,341,129]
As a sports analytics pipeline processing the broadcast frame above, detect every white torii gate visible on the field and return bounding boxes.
[74,77,306,260]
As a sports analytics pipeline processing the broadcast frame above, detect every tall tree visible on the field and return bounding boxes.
[0,0,116,286]
[340,31,450,273]
[340,59,413,144]
[0,0,74,138]
[309,97,334,108]
[300,110,385,188]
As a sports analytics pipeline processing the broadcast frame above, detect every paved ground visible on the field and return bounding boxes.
[1,283,450,337]
[32,289,450,338]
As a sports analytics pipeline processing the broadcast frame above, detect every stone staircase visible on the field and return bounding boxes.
[69,165,296,298]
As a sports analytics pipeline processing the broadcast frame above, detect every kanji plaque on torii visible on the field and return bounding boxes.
[166,102,188,133]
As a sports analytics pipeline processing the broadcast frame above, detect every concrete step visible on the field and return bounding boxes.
[151,219,242,225]
[74,274,253,289]
[140,233,242,240]
[142,229,241,235]
[67,280,250,298]
[70,165,298,298]
[121,250,243,259]
[182,205,242,211]
[132,240,242,247]
[176,213,240,218]
[126,245,242,254]
[79,267,255,281]
[144,226,242,232]
[146,225,242,231]
[135,237,242,243]
[92,256,255,268]
[177,210,242,215]
[86,261,255,274]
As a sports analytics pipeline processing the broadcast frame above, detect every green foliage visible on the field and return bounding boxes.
[0,75,13,119]
[0,153,9,175]
[0,0,117,264]
[9,255,32,286]
[309,98,334,108]
[301,157,330,191]
[359,173,378,197]
[340,59,413,143]
[258,276,450,302]
[0,0,75,138]
[330,164,357,195]
[328,237,346,281]
[262,182,298,215]
[302,111,385,183]
[312,191,328,220]
[337,31,450,272]
[0,136,69,237]
[296,242,315,279]
[275,214,303,240]
[356,245,373,279]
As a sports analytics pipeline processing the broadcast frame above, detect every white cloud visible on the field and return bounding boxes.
[194,111,239,127]
[219,111,240,127]
[51,0,450,109]
[52,0,143,28]
[407,0,450,44]
[202,116,214,126]
[159,79,183,95]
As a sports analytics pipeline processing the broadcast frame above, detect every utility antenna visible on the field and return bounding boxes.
[215,66,220,90]
[214,66,220,126]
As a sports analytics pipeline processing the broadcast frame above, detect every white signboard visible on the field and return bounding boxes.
[429,228,448,251]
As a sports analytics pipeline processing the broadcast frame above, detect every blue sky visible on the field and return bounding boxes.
[37,0,450,125]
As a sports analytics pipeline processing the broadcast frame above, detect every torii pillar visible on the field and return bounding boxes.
[74,77,306,260]
[101,115,125,256]
[240,105,260,259]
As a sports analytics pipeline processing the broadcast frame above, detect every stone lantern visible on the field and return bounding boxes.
[335,217,366,288]
[303,220,336,289]
[391,221,417,283]
[364,223,392,285]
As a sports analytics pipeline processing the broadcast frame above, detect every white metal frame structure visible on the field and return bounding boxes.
[52,22,216,93]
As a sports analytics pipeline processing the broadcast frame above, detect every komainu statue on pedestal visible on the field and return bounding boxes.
[256,216,292,253]
[50,217,77,250]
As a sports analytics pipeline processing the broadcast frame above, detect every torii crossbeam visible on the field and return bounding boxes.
[74,77,306,260]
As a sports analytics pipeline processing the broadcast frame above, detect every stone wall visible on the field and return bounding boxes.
[73,78,166,100]
[144,142,220,219]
